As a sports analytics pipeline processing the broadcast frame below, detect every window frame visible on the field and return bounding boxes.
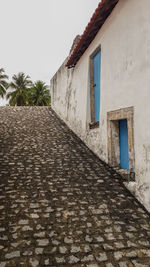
[89,45,101,129]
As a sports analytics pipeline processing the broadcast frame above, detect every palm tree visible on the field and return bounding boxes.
[0,68,9,98]
[7,72,32,106]
[28,81,51,106]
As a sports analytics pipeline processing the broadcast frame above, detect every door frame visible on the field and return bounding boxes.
[107,107,135,178]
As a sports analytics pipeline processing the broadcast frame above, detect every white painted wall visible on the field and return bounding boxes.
[50,0,150,211]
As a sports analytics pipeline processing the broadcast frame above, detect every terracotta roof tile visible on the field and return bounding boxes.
[66,0,119,68]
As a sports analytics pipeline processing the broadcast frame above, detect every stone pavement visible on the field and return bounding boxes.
[0,107,150,267]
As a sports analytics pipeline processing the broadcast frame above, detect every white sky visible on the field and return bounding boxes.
[0,0,100,105]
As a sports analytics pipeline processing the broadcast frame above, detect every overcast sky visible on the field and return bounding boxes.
[0,0,100,105]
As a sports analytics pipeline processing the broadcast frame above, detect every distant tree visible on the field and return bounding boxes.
[28,81,51,106]
[7,72,32,106]
[0,68,9,98]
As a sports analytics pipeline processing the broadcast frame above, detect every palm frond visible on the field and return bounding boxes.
[7,72,32,106]
[28,80,51,106]
[0,68,9,98]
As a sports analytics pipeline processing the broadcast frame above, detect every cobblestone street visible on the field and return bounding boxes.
[0,107,150,267]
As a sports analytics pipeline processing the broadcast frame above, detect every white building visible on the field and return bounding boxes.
[50,0,150,212]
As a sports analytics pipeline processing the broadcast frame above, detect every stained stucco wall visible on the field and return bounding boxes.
[50,0,150,211]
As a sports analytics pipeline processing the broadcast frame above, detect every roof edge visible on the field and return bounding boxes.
[66,0,119,68]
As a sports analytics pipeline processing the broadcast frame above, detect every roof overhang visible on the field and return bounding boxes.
[66,0,119,68]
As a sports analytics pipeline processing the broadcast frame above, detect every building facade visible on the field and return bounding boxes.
[50,0,150,212]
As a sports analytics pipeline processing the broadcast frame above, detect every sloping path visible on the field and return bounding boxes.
[0,107,150,267]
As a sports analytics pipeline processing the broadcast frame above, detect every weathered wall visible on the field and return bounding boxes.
[51,58,88,140]
[50,0,150,211]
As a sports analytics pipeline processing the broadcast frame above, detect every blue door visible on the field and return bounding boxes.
[119,119,129,170]
[93,50,101,122]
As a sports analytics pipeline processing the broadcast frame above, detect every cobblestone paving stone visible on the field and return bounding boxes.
[0,106,150,267]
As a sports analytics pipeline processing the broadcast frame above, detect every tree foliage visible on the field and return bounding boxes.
[28,81,51,106]
[7,72,33,106]
[0,68,9,98]
[0,70,51,106]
